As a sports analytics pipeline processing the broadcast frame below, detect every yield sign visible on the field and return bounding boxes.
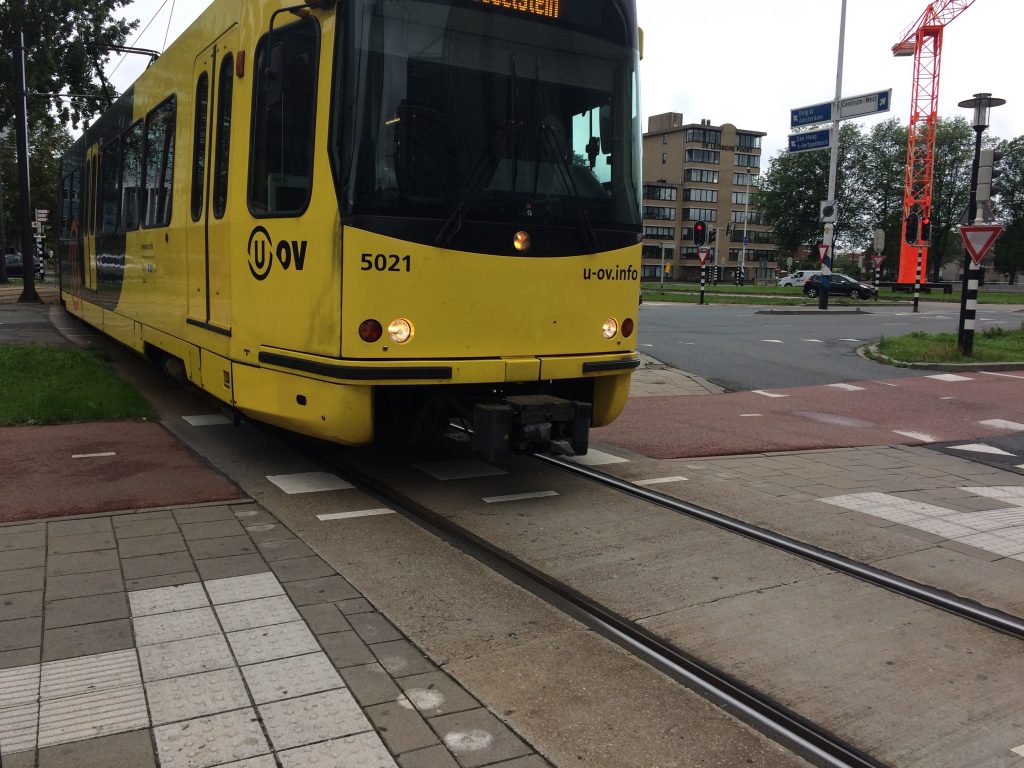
[960,224,1003,265]
[697,248,710,265]
[818,244,830,263]
[871,254,885,268]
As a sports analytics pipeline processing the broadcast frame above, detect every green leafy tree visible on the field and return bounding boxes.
[992,136,1024,284]
[855,118,906,274]
[926,117,976,281]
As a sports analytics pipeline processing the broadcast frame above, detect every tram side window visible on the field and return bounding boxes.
[61,175,71,237]
[144,96,177,228]
[213,53,233,219]
[98,138,122,235]
[85,156,94,236]
[249,18,318,216]
[70,170,81,231]
[191,73,209,222]
[122,122,143,231]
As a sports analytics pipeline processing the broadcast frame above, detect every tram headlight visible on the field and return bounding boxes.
[387,317,414,343]
[621,317,634,338]
[513,231,531,252]
[602,317,618,339]
[359,319,383,343]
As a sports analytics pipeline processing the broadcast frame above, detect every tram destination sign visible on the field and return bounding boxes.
[788,128,831,154]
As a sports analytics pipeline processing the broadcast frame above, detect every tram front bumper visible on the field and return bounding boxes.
[473,395,591,462]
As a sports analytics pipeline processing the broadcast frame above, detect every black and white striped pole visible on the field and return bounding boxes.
[698,248,709,305]
[913,246,923,313]
[871,228,885,302]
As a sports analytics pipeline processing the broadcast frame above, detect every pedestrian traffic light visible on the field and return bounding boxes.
[904,212,919,245]
[693,221,707,246]
[919,218,931,242]
[709,227,717,244]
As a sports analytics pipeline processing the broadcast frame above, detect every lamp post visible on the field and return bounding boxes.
[957,92,1005,356]
[740,176,751,285]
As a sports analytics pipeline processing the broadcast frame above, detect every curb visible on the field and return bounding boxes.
[863,344,1024,372]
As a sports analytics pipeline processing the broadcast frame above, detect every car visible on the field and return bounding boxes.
[802,273,875,300]
[3,250,44,280]
[777,269,821,287]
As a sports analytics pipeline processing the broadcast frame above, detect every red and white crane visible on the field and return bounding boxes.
[892,0,975,283]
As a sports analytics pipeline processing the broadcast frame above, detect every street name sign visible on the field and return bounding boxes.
[791,101,832,128]
[960,224,1003,265]
[697,248,710,265]
[838,89,891,120]
[788,128,831,153]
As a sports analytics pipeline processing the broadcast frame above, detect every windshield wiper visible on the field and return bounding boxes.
[539,121,598,252]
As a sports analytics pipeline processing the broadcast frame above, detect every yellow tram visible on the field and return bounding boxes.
[57,0,642,457]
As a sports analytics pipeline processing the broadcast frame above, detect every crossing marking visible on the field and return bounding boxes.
[483,491,559,504]
[980,419,1024,431]
[893,430,938,442]
[567,449,629,466]
[761,339,784,344]
[752,390,788,398]
[981,371,1024,380]
[636,476,687,486]
[739,413,762,417]
[183,414,232,427]
[827,383,865,391]
[948,444,1017,457]
[266,472,353,494]
[926,373,973,382]
[317,509,395,521]
[801,339,824,343]
[72,451,116,459]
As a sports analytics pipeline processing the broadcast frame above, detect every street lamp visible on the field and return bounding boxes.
[957,92,1005,356]
[740,174,752,285]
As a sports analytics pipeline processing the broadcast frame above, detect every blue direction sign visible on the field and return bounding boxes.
[791,101,832,128]
[788,128,831,154]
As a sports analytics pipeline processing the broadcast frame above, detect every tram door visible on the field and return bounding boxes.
[187,28,238,333]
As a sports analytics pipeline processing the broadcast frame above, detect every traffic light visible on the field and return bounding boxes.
[693,221,707,246]
[709,227,717,244]
[904,212,919,245]
[977,148,1005,203]
[919,218,931,242]
[820,200,837,223]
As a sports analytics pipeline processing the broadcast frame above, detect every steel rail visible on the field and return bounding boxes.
[322,450,889,768]
[536,453,1024,641]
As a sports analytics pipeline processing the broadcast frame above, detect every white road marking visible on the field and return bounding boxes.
[948,444,1017,456]
[676,341,696,345]
[980,419,1024,431]
[640,343,655,347]
[801,339,824,343]
[752,390,788,398]
[317,509,395,521]
[71,451,116,459]
[882,323,909,326]
[761,339,784,344]
[266,472,354,494]
[183,414,232,427]
[827,383,865,391]
[1011,743,1024,758]
[635,476,687,486]
[414,460,507,480]
[1017,465,1024,470]
[739,413,762,417]
[981,371,1024,380]
[940,396,957,400]
[567,449,629,466]
[926,373,973,382]
[482,491,558,503]
[838,338,861,342]
[873,381,900,387]
[893,430,939,442]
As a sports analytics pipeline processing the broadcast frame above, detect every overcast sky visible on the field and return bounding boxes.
[108,0,1023,163]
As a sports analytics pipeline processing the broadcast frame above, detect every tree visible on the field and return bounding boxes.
[855,118,906,271]
[926,117,975,281]
[992,136,1024,284]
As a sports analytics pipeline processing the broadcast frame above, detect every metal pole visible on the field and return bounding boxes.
[912,246,922,312]
[958,125,984,353]
[660,241,666,289]
[0,160,8,283]
[14,31,40,303]
[820,0,847,311]
[699,263,706,305]
[740,178,750,286]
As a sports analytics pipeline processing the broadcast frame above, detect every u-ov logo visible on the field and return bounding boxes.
[248,226,308,281]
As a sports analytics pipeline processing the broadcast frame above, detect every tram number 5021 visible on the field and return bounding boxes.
[360,253,411,272]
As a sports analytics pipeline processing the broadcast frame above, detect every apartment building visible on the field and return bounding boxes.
[641,112,779,282]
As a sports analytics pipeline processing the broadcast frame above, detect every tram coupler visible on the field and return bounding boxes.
[473,395,590,462]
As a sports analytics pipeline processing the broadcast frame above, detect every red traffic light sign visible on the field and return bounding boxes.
[960,224,1003,265]
[818,244,830,263]
[697,248,710,265]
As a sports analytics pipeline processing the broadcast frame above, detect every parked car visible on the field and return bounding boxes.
[777,269,821,288]
[3,250,44,280]
[802,273,876,300]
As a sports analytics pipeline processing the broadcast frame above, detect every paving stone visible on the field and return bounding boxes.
[298,603,351,634]
[320,630,376,669]
[40,648,141,699]
[0,661,40,706]
[111,510,173,527]
[172,505,237,525]
[1,749,38,768]
[0,568,44,595]
[37,728,156,768]
[133,606,221,646]
[0,702,39,754]
[339,663,402,707]
[0,547,44,572]
[485,755,550,767]
[113,517,181,539]
[37,684,149,747]
[283,575,359,605]
[244,523,296,544]
[366,698,440,755]
[430,709,531,768]
[46,570,123,601]
[153,707,268,768]
[128,583,209,617]
[348,612,403,645]
[232,507,277,526]
[47,549,118,577]
[47,518,112,538]
[397,672,479,717]
[398,744,461,768]
[0,591,42,621]
[125,572,200,592]
[44,592,129,629]
[145,667,250,726]
[179,520,246,541]
[0,531,45,551]
[138,633,234,682]
[0,647,40,670]
[226,620,320,665]
[336,597,376,614]
[256,538,315,562]
[211,758,277,768]
[196,554,268,580]
[121,551,196,580]
[278,731,396,768]
[240,651,344,704]
[205,572,283,605]
[117,533,187,558]
[42,619,133,661]
[47,531,116,555]
[372,639,437,678]
[269,556,335,582]
[215,595,301,632]
[258,688,371,752]
[0,616,42,652]
[188,535,259,560]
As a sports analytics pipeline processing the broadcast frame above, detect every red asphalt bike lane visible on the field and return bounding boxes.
[593,370,1024,459]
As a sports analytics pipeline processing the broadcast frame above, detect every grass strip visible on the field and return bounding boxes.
[875,326,1024,364]
[0,344,156,426]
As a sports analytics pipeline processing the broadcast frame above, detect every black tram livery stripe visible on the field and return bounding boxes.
[258,351,453,381]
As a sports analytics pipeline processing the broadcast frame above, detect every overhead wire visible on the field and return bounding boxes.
[161,0,177,52]
[107,0,173,80]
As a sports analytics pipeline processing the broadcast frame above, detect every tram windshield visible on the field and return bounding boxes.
[335,0,641,244]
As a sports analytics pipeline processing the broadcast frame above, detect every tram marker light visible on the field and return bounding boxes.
[602,317,618,339]
[387,318,414,344]
[359,319,383,343]
[513,231,531,252]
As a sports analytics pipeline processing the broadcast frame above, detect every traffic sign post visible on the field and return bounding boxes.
[960,224,1003,264]
[871,253,885,302]
[788,128,831,154]
[817,244,831,311]
[957,224,1004,356]
[697,248,710,305]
